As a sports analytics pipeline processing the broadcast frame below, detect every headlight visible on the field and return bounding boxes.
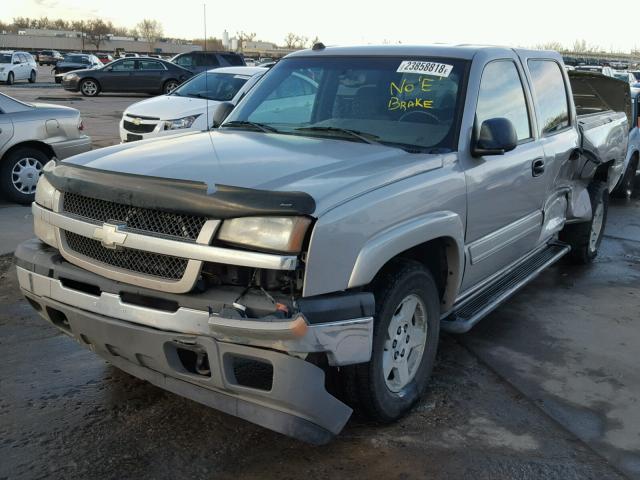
[163,115,200,130]
[218,217,311,254]
[34,170,56,210]
[64,73,78,81]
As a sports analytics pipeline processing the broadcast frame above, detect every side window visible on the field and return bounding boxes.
[528,60,570,135]
[197,53,220,67]
[476,61,531,142]
[138,60,164,70]
[111,60,136,71]
[17,54,27,63]
[175,54,193,67]
[221,54,244,66]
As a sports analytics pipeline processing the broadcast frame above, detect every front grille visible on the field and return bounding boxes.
[123,120,156,133]
[63,192,206,241]
[65,231,188,280]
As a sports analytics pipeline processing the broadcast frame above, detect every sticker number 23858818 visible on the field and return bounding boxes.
[396,61,453,77]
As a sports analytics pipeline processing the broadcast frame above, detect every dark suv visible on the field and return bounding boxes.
[170,51,245,73]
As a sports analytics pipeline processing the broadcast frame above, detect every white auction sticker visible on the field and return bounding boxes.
[396,61,453,77]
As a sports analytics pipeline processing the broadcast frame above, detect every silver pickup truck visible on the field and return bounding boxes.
[16,45,629,444]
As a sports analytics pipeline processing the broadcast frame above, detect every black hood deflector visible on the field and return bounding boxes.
[45,162,316,218]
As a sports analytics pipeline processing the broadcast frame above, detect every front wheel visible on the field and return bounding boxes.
[6,72,14,85]
[342,259,440,422]
[29,70,36,83]
[560,181,609,264]
[0,148,49,204]
[163,79,179,94]
[80,78,100,96]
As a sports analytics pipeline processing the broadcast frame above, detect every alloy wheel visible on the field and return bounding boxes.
[382,293,429,393]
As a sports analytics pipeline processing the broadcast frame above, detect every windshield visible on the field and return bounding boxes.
[0,54,12,64]
[172,72,250,101]
[223,56,467,152]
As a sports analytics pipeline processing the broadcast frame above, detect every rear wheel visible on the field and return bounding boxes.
[560,181,609,264]
[163,79,179,94]
[342,259,440,422]
[6,72,14,85]
[613,155,638,199]
[0,148,48,204]
[80,78,100,96]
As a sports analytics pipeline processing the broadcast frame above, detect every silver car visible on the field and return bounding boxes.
[0,93,91,203]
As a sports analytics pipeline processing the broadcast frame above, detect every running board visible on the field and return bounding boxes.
[442,243,570,334]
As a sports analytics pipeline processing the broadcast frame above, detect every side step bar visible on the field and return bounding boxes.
[442,243,570,334]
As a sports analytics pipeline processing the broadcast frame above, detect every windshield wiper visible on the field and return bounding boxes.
[294,126,381,145]
[223,120,279,133]
[185,93,211,100]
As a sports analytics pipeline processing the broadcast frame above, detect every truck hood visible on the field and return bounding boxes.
[62,130,446,215]
[124,95,220,121]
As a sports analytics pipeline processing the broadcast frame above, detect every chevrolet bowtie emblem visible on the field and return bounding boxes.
[133,117,141,125]
[93,223,127,250]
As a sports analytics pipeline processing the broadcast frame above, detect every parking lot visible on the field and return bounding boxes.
[1,65,640,480]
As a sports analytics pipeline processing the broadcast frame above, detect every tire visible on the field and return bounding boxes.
[560,181,609,264]
[612,155,638,199]
[29,70,36,83]
[80,78,100,96]
[341,259,440,422]
[54,76,61,84]
[163,79,179,94]
[6,72,14,85]
[0,148,49,204]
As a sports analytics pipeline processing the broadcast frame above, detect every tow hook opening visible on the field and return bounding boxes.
[175,345,211,377]
[46,307,71,333]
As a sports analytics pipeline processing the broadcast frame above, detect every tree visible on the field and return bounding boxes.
[85,19,112,51]
[12,17,32,29]
[284,33,307,49]
[534,41,564,52]
[137,19,163,53]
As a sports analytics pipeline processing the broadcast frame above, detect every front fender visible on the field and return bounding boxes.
[347,211,464,310]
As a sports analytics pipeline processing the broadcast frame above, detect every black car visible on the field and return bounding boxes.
[53,54,102,83]
[61,57,194,96]
[170,51,245,74]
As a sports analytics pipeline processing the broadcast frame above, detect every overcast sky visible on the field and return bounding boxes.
[3,0,637,52]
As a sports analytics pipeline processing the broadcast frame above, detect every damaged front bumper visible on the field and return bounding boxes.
[16,239,374,444]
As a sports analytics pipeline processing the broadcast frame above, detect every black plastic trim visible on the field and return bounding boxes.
[45,161,316,218]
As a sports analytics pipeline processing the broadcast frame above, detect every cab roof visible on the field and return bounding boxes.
[286,44,559,61]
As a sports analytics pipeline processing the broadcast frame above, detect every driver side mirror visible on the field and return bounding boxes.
[212,102,235,128]
[471,117,518,157]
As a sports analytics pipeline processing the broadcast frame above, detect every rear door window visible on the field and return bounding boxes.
[221,54,244,66]
[138,60,165,70]
[476,60,531,141]
[197,53,220,67]
[528,60,570,135]
[112,60,136,71]
[174,54,194,68]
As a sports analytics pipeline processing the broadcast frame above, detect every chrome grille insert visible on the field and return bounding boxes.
[63,192,206,242]
[65,231,188,280]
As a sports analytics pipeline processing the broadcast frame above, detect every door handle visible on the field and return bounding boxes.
[532,158,545,177]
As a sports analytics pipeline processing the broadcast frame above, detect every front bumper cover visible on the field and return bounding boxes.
[16,239,375,443]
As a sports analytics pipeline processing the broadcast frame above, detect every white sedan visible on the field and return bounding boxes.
[0,51,38,85]
[119,66,267,142]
